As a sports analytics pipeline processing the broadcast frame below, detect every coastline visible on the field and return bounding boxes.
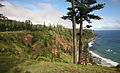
[88,40,119,67]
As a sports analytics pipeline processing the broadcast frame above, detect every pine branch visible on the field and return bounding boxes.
[67,7,72,11]
[82,0,97,5]
[66,0,78,2]
[87,14,102,20]
[90,3,105,11]
[86,25,92,28]
[61,15,72,21]
[75,3,88,9]
[75,3,91,13]
[66,0,71,2]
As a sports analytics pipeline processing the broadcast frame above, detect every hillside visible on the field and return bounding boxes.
[0,25,95,60]
[0,27,119,73]
[0,29,73,60]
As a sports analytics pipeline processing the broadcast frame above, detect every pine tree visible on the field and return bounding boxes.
[62,0,105,65]
[75,0,105,64]
[62,0,77,64]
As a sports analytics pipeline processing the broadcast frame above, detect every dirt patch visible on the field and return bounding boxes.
[22,34,33,46]
[50,31,71,51]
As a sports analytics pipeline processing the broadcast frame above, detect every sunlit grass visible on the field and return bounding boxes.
[11,60,120,73]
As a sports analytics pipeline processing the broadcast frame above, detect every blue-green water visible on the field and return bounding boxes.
[89,30,120,66]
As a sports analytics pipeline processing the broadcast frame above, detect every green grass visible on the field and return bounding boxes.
[9,60,120,73]
[0,56,120,73]
[0,56,25,73]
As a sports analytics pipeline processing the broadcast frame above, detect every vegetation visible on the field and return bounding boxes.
[0,23,94,58]
[62,0,105,65]
[0,15,33,31]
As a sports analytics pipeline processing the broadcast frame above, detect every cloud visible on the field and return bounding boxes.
[91,17,120,30]
[0,1,71,27]
[0,1,120,30]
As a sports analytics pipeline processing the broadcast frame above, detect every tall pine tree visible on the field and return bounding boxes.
[76,0,105,65]
[62,0,77,64]
[62,0,105,65]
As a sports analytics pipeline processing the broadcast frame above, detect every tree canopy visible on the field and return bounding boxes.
[62,0,105,24]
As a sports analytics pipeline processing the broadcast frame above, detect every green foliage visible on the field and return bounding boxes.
[32,31,54,48]
[0,32,31,58]
[87,14,101,20]
[83,29,95,40]
[54,25,72,42]
[0,14,33,32]
[37,56,51,62]
[9,67,22,73]
[62,0,105,24]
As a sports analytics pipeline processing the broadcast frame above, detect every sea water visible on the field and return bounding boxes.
[89,30,120,67]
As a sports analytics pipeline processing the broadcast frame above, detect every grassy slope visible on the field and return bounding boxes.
[9,60,120,73]
[0,31,120,73]
[0,57,119,73]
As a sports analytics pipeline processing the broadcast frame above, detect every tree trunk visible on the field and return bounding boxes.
[84,42,88,65]
[78,16,83,64]
[71,0,77,64]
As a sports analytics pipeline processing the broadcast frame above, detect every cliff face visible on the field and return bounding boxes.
[0,29,95,62]
[0,31,72,60]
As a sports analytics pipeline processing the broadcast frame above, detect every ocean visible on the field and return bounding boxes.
[89,30,120,67]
